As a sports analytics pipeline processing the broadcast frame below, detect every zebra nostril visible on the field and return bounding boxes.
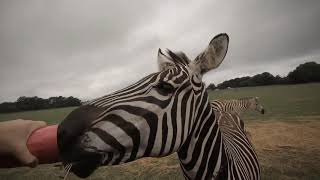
[261,109,265,114]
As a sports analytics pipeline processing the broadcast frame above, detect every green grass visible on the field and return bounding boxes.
[0,83,319,180]
[0,107,77,124]
[208,83,320,121]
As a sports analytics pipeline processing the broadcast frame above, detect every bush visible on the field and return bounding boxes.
[216,61,319,89]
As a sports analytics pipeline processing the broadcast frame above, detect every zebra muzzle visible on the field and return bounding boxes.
[60,147,103,178]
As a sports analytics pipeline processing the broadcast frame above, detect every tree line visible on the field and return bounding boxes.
[0,96,81,113]
[207,61,320,90]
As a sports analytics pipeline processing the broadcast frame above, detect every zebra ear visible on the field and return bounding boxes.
[191,33,229,75]
[158,48,174,71]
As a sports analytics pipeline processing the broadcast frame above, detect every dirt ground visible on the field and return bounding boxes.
[246,119,320,180]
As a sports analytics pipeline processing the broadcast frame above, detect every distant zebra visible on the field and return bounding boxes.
[57,34,260,179]
[210,97,265,116]
[210,97,265,131]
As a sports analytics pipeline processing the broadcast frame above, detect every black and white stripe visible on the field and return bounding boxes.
[58,33,260,179]
[210,97,265,116]
[87,64,194,162]
[213,110,260,180]
[210,97,265,131]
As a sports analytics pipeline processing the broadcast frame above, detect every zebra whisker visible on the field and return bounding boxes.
[60,163,72,180]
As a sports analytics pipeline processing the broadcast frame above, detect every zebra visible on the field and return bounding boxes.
[210,97,265,131]
[213,110,260,179]
[57,33,260,179]
[210,97,265,117]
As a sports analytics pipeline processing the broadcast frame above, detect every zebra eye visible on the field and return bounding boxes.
[156,82,175,95]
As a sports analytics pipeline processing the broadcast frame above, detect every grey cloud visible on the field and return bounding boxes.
[0,0,320,102]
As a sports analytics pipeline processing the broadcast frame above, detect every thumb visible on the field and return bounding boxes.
[14,146,38,167]
[26,121,47,136]
[17,120,47,167]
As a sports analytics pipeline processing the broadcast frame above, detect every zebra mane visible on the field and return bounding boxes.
[165,49,191,66]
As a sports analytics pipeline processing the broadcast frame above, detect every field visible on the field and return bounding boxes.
[0,107,77,125]
[0,83,320,180]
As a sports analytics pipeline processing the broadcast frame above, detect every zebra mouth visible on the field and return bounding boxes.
[62,151,103,178]
[261,109,265,114]
[59,144,105,178]
[68,159,101,178]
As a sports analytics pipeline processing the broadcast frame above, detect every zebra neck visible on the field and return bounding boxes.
[177,106,224,180]
[242,99,249,110]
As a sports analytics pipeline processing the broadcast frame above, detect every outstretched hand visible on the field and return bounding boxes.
[0,119,47,167]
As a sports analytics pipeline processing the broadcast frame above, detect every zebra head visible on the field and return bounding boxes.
[57,33,229,178]
[249,97,265,114]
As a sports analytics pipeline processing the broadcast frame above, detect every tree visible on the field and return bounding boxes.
[0,102,18,113]
[0,96,82,113]
[64,96,82,107]
[288,62,320,83]
[206,83,216,90]
[247,72,275,86]
[16,96,47,110]
[274,75,289,84]
[215,62,320,89]
[217,76,251,89]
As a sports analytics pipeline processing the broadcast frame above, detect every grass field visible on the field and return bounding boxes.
[0,83,319,180]
[209,83,320,121]
[0,107,77,124]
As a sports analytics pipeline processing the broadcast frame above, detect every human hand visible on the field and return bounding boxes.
[0,119,47,167]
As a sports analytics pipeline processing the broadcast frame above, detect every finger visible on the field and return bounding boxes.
[26,121,48,136]
[14,145,38,167]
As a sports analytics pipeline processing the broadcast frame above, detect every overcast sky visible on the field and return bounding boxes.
[1,0,320,102]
